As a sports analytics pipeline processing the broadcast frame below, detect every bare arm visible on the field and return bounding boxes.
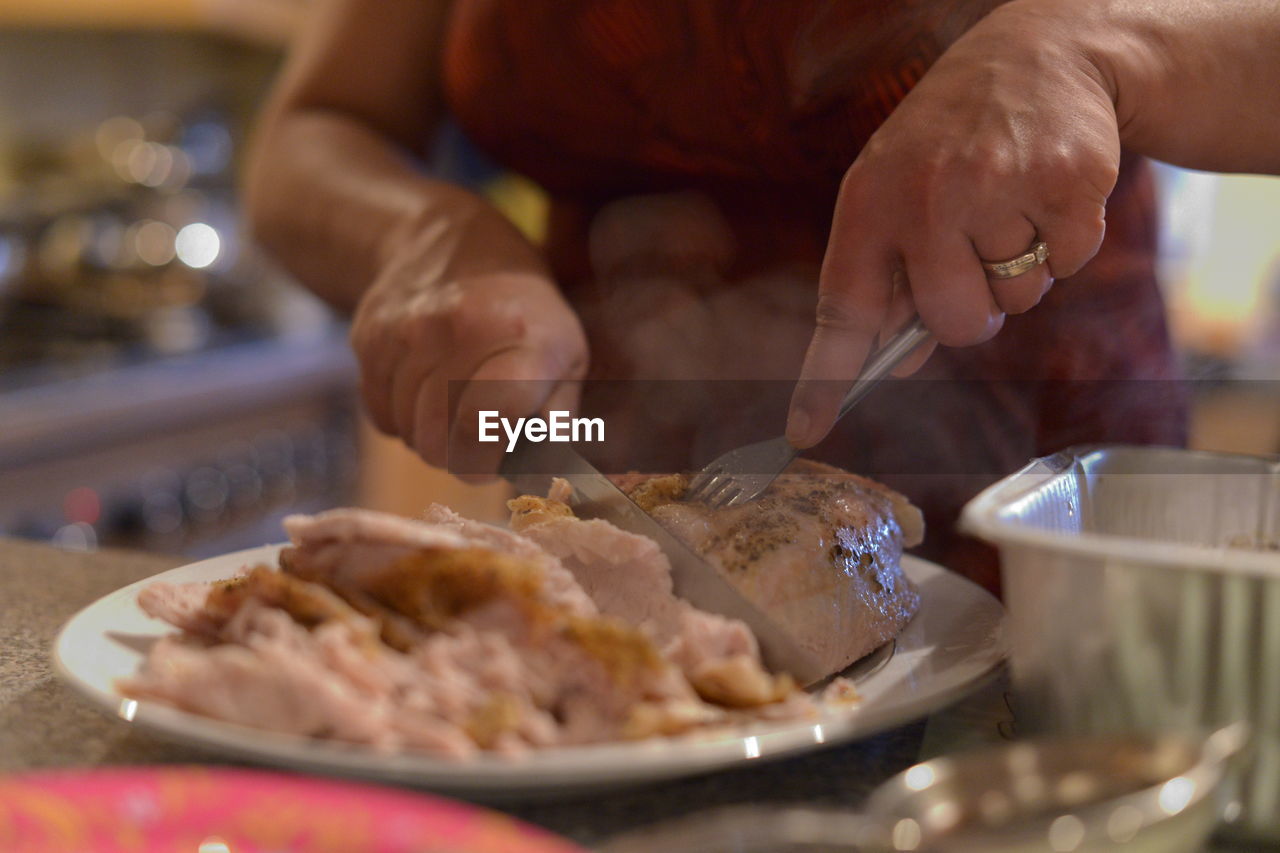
[246,0,587,476]
[1089,0,1280,174]
[244,0,545,310]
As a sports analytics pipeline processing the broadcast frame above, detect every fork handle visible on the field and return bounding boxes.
[836,316,931,421]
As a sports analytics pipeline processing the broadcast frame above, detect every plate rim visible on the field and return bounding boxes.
[53,545,1005,794]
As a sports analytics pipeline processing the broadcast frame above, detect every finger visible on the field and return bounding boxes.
[877,267,915,345]
[359,371,395,437]
[415,353,495,469]
[905,232,1005,348]
[410,371,451,469]
[788,174,894,448]
[408,324,552,468]
[890,338,938,377]
[413,356,574,474]
[787,303,880,449]
[972,217,1053,316]
[541,378,583,420]
[389,356,434,443]
[876,270,937,377]
[989,263,1053,316]
[1038,198,1107,280]
[353,328,401,436]
[448,349,560,481]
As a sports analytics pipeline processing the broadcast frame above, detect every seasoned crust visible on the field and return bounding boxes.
[616,458,923,675]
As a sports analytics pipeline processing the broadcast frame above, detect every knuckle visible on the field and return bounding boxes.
[1036,142,1115,202]
[450,292,525,345]
[974,143,1016,180]
[814,294,876,336]
[1046,214,1105,278]
[1038,143,1078,176]
[911,160,963,231]
[836,162,877,216]
[1049,147,1116,204]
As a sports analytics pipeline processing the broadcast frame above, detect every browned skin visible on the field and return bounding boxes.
[207,566,374,635]
[691,659,795,709]
[280,547,432,651]
[507,495,575,526]
[464,693,525,749]
[627,460,923,677]
[324,547,671,691]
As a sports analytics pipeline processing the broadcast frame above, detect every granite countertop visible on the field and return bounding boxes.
[0,536,1007,847]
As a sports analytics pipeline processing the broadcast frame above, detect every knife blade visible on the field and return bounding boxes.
[500,440,829,685]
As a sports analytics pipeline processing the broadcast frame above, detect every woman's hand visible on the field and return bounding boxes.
[787,0,1120,448]
[352,260,588,479]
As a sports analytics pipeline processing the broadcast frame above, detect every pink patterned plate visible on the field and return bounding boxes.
[0,766,585,853]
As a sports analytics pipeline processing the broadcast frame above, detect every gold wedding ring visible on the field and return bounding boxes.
[981,241,1050,279]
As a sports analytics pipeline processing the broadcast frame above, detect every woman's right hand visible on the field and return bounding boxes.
[351,259,589,480]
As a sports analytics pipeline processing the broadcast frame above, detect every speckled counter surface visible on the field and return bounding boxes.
[0,536,1005,847]
[0,538,217,772]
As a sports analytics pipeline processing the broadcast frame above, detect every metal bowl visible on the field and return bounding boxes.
[600,726,1244,852]
[862,725,1246,852]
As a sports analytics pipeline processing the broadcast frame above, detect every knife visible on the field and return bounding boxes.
[501,440,829,685]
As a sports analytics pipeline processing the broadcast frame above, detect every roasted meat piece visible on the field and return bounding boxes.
[621,459,924,677]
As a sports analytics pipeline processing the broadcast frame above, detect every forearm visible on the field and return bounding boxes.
[243,0,548,313]
[245,110,546,314]
[1067,0,1280,173]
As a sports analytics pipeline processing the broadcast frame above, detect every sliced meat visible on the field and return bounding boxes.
[419,502,597,616]
[136,581,224,638]
[282,508,595,618]
[627,459,922,677]
[279,509,469,590]
[207,567,376,634]
[509,488,794,707]
[508,493,685,635]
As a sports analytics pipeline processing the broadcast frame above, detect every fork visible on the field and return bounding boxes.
[685,316,931,509]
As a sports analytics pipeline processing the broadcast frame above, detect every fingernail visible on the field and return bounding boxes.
[786,409,810,447]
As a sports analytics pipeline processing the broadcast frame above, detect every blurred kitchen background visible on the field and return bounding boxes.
[1,2,1277,558]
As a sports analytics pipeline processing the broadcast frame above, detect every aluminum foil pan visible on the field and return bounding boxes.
[961,444,1280,841]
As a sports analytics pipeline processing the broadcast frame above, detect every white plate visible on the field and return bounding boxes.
[54,546,1004,798]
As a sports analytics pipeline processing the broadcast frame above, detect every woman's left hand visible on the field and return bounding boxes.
[787,0,1120,447]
